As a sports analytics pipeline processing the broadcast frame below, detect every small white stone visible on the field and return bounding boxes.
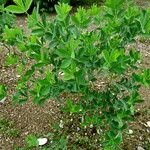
[59,120,64,128]
[16,74,21,78]
[128,129,133,134]
[77,127,80,131]
[90,124,93,128]
[38,138,48,146]
[0,97,6,104]
[146,121,150,127]
[139,136,143,140]
[97,129,100,134]
[147,128,150,133]
[137,146,145,150]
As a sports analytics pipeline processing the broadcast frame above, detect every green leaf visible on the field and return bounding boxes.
[16,64,24,75]
[31,28,45,36]
[61,59,72,68]
[114,133,122,145]
[27,8,39,28]
[62,99,82,113]
[21,67,35,82]
[55,2,72,21]
[26,135,38,147]
[25,0,32,11]
[105,0,125,10]
[102,50,110,64]
[13,0,24,7]
[0,84,7,100]
[63,71,74,81]
[5,0,32,14]
[5,54,19,66]
[5,5,24,14]
[0,0,7,5]
[111,49,122,62]
[55,49,71,58]
[72,7,89,28]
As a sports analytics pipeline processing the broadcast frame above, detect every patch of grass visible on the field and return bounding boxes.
[0,118,20,137]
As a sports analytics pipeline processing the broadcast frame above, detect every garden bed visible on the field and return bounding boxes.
[0,0,150,149]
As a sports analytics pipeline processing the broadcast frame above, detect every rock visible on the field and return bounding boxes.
[0,97,6,104]
[37,138,48,146]
[137,146,145,150]
[146,121,150,127]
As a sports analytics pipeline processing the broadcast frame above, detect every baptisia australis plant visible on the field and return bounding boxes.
[2,0,150,149]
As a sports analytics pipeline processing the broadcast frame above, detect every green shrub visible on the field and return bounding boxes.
[4,0,150,149]
[32,0,58,11]
[71,0,100,5]
[0,5,15,38]
[4,0,101,12]
[32,0,101,12]
[0,0,7,5]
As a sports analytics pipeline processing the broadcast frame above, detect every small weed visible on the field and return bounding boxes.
[0,118,20,137]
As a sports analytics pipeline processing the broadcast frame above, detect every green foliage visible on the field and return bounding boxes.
[0,5,16,38]
[61,99,82,113]
[3,25,23,45]
[72,0,100,5]
[2,0,150,149]
[0,0,7,5]
[0,84,7,100]
[5,0,33,14]
[0,118,20,137]
[5,0,101,13]
[25,135,39,148]
[5,53,19,66]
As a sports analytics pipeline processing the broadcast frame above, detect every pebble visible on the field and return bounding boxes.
[146,121,150,127]
[139,136,143,140]
[16,74,21,78]
[90,124,93,128]
[0,97,6,104]
[24,131,29,135]
[137,146,145,150]
[59,120,64,128]
[37,138,48,146]
[147,127,150,133]
[128,129,133,134]
[77,127,80,131]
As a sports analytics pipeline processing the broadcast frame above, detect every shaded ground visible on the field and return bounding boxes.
[0,1,150,150]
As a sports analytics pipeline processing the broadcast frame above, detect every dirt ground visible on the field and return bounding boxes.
[0,1,150,150]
